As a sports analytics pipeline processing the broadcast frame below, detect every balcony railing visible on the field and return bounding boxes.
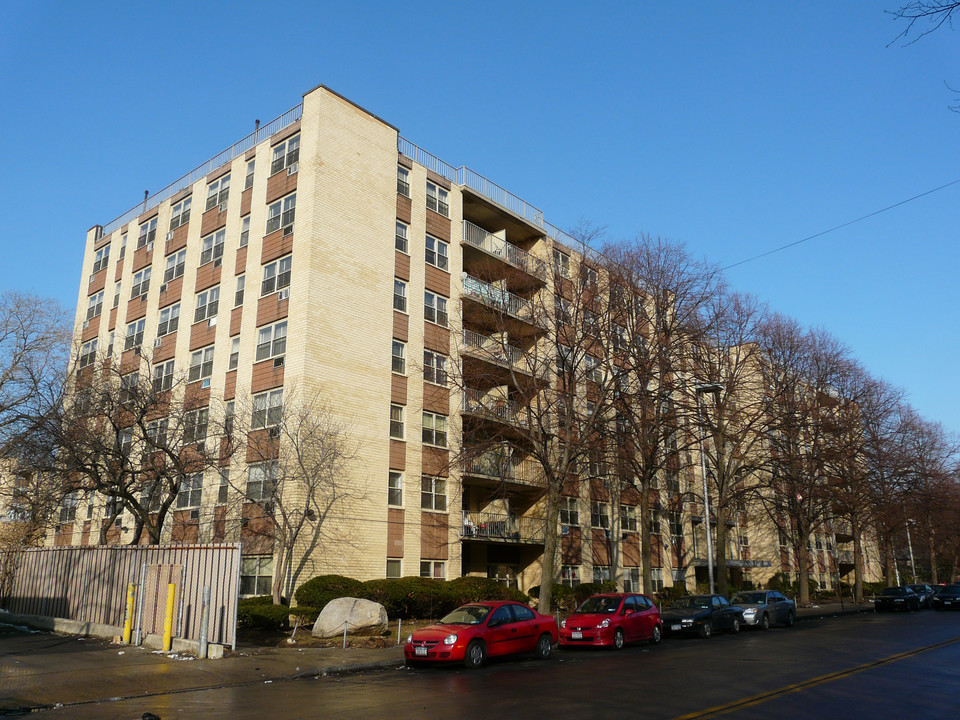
[461,511,545,543]
[462,388,529,427]
[462,275,534,321]
[462,328,529,369]
[462,221,547,280]
[464,448,544,487]
[836,550,855,564]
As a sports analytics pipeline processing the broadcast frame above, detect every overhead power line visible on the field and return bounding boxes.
[722,178,960,271]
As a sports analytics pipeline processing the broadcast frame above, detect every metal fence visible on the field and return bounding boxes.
[0,544,240,649]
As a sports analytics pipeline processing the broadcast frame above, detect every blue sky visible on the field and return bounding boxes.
[1,1,957,433]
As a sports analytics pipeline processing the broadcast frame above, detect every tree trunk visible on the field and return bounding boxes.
[928,530,938,585]
[884,535,896,587]
[638,483,652,594]
[797,543,810,605]
[273,545,288,605]
[715,508,728,597]
[852,521,864,603]
[538,480,561,614]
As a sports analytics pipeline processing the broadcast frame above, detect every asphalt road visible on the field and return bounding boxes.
[27,610,960,720]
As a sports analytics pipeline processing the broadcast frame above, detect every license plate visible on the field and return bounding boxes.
[571,631,582,640]
[415,646,428,656]
[945,600,952,605]
[671,624,681,631]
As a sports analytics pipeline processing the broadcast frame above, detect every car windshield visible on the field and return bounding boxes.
[439,605,491,625]
[880,588,905,597]
[671,596,711,609]
[732,592,766,604]
[574,596,621,614]
[908,585,927,593]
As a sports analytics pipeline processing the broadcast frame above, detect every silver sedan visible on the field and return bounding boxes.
[730,590,796,630]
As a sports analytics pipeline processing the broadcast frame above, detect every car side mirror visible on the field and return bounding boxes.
[488,618,501,628]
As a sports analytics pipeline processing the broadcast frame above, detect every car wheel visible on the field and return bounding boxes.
[650,624,662,645]
[464,640,486,669]
[730,618,740,634]
[785,610,795,627]
[699,623,712,639]
[535,633,553,660]
[760,614,770,631]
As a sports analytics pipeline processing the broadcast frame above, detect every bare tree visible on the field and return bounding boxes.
[232,388,360,605]
[889,1,960,44]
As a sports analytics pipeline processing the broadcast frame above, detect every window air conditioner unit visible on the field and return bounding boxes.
[114,517,123,527]
[560,524,570,536]
[207,317,217,328]
[219,202,228,213]
[89,273,95,284]
[263,501,275,513]
[166,231,175,241]
[268,426,280,439]
[159,283,168,294]
[146,242,154,252]
[287,163,299,175]
[82,319,90,329]
[273,356,284,369]
[190,509,200,520]
[604,529,612,540]
[213,258,222,268]
[133,346,142,356]
[201,378,211,389]
[278,288,290,302]
[154,337,163,348]
[283,224,294,236]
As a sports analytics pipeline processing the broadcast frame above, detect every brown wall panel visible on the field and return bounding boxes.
[108,306,117,331]
[235,245,248,276]
[230,306,242,336]
[154,332,177,362]
[424,265,450,296]
[200,206,227,237]
[423,323,449,354]
[132,246,153,273]
[240,188,252,217]
[126,296,147,322]
[561,528,582,565]
[266,169,297,205]
[422,447,450,477]
[165,224,188,255]
[114,259,124,283]
[256,293,289,327]
[591,529,611,566]
[195,262,222,293]
[171,511,200,544]
[389,440,406,470]
[240,502,275,555]
[189,320,217,351]
[422,385,449,415]
[159,277,183,307]
[623,534,642,567]
[420,512,449,560]
[261,228,293,265]
[396,194,412,224]
[391,374,407,405]
[88,269,107,295]
[81,315,100,343]
[251,358,285,393]
[223,369,237,401]
[395,250,410,281]
[246,430,279,463]
[387,508,404,558]
[393,311,408,342]
[426,210,451,242]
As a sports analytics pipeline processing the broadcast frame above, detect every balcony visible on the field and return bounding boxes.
[460,330,544,385]
[462,388,529,428]
[463,447,545,489]
[461,511,545,544]
[462,221,547,282]
[462,274,533,317]
[832,521,855,543]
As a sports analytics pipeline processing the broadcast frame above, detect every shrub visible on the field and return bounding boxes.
[573,582,617,604]
[528,583,577,611]
[654,584,688,604]
[445,576,530,607]
[237,598,293,630]
[294,574,364,610]
[288,605,321,625]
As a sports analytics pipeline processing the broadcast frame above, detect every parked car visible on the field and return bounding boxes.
[907,584,935,609]
[730,590,796,629]
[559,593,662,649]
[661,595,744,638]
[874,586,920,611]
[932,584,960,610]
[404,601,558,669]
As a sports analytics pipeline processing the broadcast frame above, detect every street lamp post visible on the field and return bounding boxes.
[695,382,723,596]
[905,520,917,584]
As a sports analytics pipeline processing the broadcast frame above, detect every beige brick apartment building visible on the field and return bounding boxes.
[61,85,880,597]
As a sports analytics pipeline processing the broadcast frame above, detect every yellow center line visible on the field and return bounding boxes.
[671,635,960,720]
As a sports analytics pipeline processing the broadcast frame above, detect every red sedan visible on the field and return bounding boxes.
[404,601,558,669]
[559,593,662,649]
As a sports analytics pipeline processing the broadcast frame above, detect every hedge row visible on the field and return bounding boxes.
[292,574,530,620]
[237,595,322,631]
[527,582,618,611]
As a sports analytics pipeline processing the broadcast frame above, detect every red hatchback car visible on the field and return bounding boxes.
[559,593,662,649]
[404,601,558,669]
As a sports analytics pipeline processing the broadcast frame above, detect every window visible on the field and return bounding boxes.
[424,291,448,326]
[422,411,447,447]
[86,291,104,321]
[621,568,641,593]
[386,559,402,578]
[239,216,250,248]
[177,473,203,509]
[423,350,447,386]
[425,235,449,271]
[194,287,220,323]
[420,560,445,579]
[130,268,151,299]
[205,174,230,211]
[92,246,110,274]
[554,295,572,324]
[79,339,97,369]
[740,533,750,550]
[217,468,229,504]
[421,476,446,510]
[553,248,570,278]
[153,359,174,392]
[164,249,186,282]
[261,256,292,296]
[118,234,127,259]
[397,166,410,196]
[649,508,661,534]
[60,492,79,523]
[389,404,404,439]
[582,265,598,288]
[189,346,214,383]
[119,372,139,402]
[560,496,579,526]
[234,275,245,307]
[137,218,157,249]
[556,345,574,377]
[200,230,225,265]
[621,505,638,532]
[113,282,121,308]
[393,279,407,312]
[585,355,603,383]
[124,319,145,352]
[426,181,449,216]
[584,309,599,335]
[157,303,180,337]
[244,159,255,190]
[391,341,405,375]
[119,428,133,455]
[228,338,240,370]
[593,565,612,584]
[395,221,408,253]
[266,193,296,234]
[247,462,277,501]
[560,565,580,588]
[256,321,287,361]
[591,501,610,529]
[252,389,283,429]
[183,408,209,445]
[388,471,403,506]
[270,134,300,175]
[169,197,191,230]
[240,555,273,596]
[651,568,664,592]
[224,401,236,436]
[106,331,114,356]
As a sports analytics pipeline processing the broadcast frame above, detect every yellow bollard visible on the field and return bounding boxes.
[122,583,135,644]
[162,583,176,652]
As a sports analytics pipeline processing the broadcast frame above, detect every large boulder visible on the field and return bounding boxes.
[311,597,387,637]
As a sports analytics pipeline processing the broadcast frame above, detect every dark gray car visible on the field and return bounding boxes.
[730,590,796,629]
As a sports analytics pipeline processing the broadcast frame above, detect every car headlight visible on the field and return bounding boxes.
[598,619,610,628]
[443,634,458,645]
[742,608,756,617]
[406,634,413,644]
[560,619,566,628]
[681,619,694,626]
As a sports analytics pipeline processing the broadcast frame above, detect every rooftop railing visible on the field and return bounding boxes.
[100,104,303,237]
[462,221,547,280]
